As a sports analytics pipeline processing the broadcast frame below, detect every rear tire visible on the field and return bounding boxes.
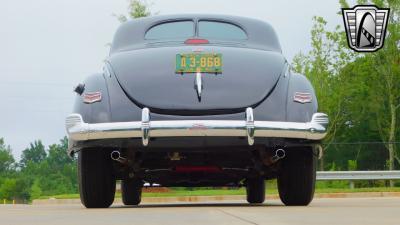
[121,179,143,206]
[246,177,265,204]
[277,147,316,206]
[78,149,116,208]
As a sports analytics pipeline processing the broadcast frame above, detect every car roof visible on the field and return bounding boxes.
[110,14,282,54]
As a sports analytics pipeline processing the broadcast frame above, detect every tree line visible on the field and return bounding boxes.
[291,0,399,183]
[0,137,77,202]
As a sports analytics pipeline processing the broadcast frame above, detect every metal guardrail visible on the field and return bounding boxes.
[115,171,400,191]
[316,171,400,181]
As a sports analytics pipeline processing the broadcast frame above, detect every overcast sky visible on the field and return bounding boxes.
[1,0,347,159]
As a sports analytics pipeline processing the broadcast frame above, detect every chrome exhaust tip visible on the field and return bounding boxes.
[110,151,121,160]
[110,151,127,164]
[271,148,286,163]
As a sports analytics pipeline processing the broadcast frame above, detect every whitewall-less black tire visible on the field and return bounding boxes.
[121,179,143,206]
[277,147,317,206]
[78,149,116,208]
[246,177,265,204]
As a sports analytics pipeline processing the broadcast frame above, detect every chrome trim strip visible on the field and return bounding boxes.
[195,71,202,99]
[65,108,329,145]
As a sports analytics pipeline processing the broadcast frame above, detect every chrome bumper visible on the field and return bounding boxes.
[65,108,328,146]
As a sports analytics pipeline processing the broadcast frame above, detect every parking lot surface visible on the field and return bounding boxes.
[1,197,399,225]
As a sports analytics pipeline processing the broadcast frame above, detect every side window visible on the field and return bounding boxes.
[145,21,194,40]
[198,21,247,40]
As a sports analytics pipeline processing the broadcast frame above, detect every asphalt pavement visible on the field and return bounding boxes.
[1,197,399,225]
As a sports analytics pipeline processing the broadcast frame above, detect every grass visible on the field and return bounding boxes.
[38,186,400,200]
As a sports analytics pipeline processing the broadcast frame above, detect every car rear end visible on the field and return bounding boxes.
[66,15,328,208]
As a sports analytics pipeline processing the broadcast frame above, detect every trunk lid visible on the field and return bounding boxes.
[109,46,285,115]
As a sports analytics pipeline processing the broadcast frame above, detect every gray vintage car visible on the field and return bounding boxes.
[66,14,328,208]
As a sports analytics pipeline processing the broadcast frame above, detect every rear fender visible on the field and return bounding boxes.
[69,73,111,155]
[285,73,318,122]
[69,67,143,155]
[73,73,111,123]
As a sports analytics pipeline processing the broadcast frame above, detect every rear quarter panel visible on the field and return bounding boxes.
[72,73,111,123]
[285,73,318,122]
[252,70,317,123]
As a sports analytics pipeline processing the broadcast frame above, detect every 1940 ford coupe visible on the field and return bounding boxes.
[66,14,328,208]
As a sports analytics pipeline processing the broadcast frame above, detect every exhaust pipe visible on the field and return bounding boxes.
[110,151,128,164]
[316,144,323,159]
[271,148,286,163]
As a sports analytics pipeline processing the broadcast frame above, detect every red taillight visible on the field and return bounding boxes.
[175,166,221,173]
[184,38,209,45]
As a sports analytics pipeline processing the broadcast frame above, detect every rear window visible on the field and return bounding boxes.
[198,21,247,40]
[145,21,194,40]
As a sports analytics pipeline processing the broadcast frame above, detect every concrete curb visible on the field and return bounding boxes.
[314,191,400,198]
[32,192,400,205]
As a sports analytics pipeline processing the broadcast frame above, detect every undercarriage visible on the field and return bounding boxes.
[110,145,291,187]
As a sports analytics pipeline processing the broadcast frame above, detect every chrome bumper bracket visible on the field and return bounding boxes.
[245,107,255,146]
[141,108,150,146]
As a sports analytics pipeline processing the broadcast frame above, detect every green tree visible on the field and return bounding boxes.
[30,179,42,200]
[338,0,400,184]
[0,137,78,201]
[0,138,15,174]
[19,137,77,198]
[0,178,17,200]
[47,137,73,170]
[115,0,152,22]
[14,177,32,201]
[365,0,400,183]
[20,140,46,168]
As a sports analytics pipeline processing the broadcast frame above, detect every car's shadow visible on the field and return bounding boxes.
[111,202,284,209]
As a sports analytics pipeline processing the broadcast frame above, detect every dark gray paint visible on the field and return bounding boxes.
[108,46,285,113]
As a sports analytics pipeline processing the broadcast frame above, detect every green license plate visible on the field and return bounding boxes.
[176,53,222,73]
